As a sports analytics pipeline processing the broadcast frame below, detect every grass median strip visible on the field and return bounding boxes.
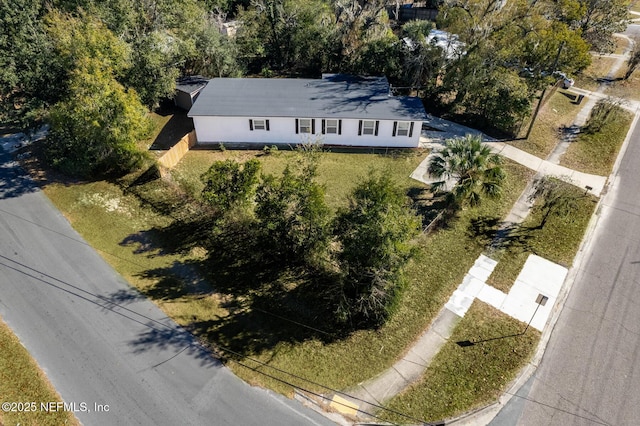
[382,301,540,423]
[560,108,634,176]
[573,56,618,92]
[0,317,79,426]
[512,90,584,158]
[487,181,597,292]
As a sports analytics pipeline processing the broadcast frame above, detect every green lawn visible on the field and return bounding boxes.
[39,145,535,401]
[487,181,597,292]
[512,89,585,158]
[222,159,534,394]
[560,108,634,175]
[382,301,540,423]
[573,56,618,92]
[0,317,79,426]
[171,148,427,210]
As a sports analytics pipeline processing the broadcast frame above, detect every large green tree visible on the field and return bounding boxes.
[428,134,505,206]
[255,148,331,266]
[0,0,63,128]
[235,0,334,74]
[186,14,243,77]
[45,11,150,176]
[577,0,630,53]
[201,159,261,214]
[335,172,420,328]
[433,0,591,133]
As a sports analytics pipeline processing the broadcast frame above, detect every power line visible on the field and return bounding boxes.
[208,340,432,425]
[0,211,434,424]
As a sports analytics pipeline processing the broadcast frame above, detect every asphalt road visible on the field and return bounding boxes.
[0,149,335,426]
[623,23,640,38]
[490,107,640,423]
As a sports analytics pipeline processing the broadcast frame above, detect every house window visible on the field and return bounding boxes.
[393,121,414,137]
[396,121,410,136]
[250,119,269,131]
[362,120,375,135]
[295,118,314,134]
[359,120,379,136]
[322,119,341,135]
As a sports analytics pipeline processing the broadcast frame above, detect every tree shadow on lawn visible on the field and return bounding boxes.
[408,186,459,231]
[136,259,343,360]
[189,278,343,361]
[123,218,345,360]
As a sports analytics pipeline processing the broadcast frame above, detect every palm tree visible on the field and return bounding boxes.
[427,134,505,206]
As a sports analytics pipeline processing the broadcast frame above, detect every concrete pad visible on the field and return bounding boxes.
[499,254,567,331]
[410,152,456,189]
[445,289,475,317]
[476,284,507,310]
[500,284,556,331]
[410,155,430,182]
[458,275,485,298]
[515,254,568,293]
[468,255,498,281]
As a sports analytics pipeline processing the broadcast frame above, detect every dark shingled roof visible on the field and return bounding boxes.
[188,75,427,121]
[176,75,208,95]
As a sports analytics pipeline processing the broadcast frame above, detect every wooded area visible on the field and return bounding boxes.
[0,0,630,174]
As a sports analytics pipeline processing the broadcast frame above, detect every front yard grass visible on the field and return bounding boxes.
[486,181,597,292]
[38,143,535,402]
[605,71,640,101]
[0,317,79,426]
[560,108,634,175]
[512,89,584,158]
[573,56,618,91]
[382,301,540,423]
[225,159,534,395]
[172,148,426,210]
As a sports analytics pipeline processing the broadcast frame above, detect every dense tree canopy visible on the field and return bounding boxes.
[0,0,63,129]
[0,0,629,170]
[255,148,332,266]
[44,11,150,176]
[201,159,261,213]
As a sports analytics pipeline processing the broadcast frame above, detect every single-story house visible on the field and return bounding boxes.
[187,74,427,148]
[174,75,208,110]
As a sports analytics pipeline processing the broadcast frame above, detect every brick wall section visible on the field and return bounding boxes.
[157,130,196,169]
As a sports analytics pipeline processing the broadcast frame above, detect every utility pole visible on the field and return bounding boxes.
[525,41,566,139]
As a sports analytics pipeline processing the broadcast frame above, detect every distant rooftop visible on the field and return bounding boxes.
[188,74,427,121]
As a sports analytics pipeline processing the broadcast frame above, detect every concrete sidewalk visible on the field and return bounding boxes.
[483,141,607,196]
[332,253,568,421]
[413,129,607,196]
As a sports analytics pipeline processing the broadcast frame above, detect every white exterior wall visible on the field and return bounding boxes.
[191,116,421,148]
